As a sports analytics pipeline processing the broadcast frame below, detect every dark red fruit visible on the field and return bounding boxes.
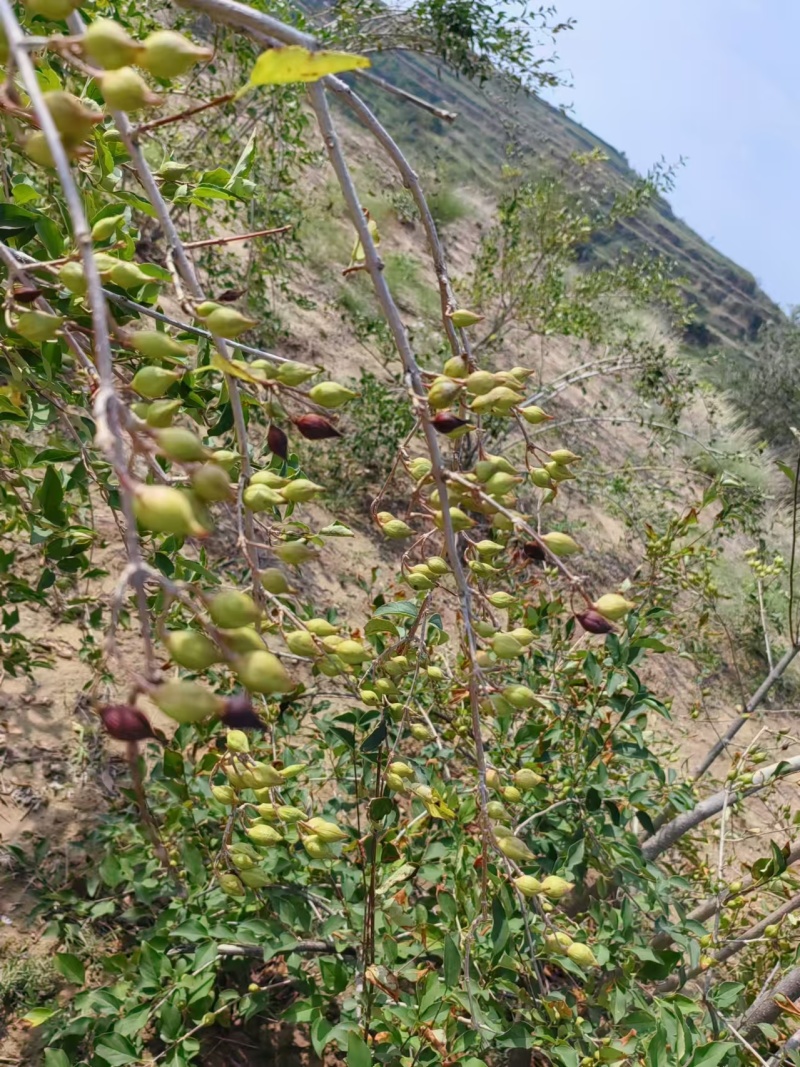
[99,704,157,742]
[575,610,614,635]
[431,412,469,435]
[13,286,43,304]
[522,542,545,561]
[221,694,267,731]
[216,288,247,303]
[293,413,342,441]
[267,424,288,460]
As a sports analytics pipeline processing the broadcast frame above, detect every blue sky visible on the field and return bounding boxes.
[545,0,800,309]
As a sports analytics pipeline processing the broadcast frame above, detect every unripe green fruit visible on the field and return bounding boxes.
[539,875,575,900]
[139,29,212,79]
[244,762,284,788]
[44,90,102,144]
[144,399,182,428]
[211,784,236,805]
[303,834,334,860]
[225,729,249,754]
[274,359,317,385]
[274,541,317,566]
[427,666,444,680]
[384,655,409,677]
[464,369,498,395]
[246,823,283,846]
[260,568,291,595]
[448,307,483,328]
[219,873,244,896]
[234,650,294,694]
[491,633,523,659]
[405,572,435,591]
[475,621,496,639]
[91,214,123,242]
[281,478,324,503]
[485,768,501,790]
[484,472,521,498]
[279,763,307,780]
[317,656,344,677]
[408,457,432,480]
[498,835,534,863]
[305,618,338,637]
[155,426,208,463]
[211,449,239,472]
[388,761,414,779]
[385,772,406,792]
[427,376,463,409]
[131,366,181,398]
[208,590,259,629]
[250,470,287,489]
[764,924,780,938]
[219,627,264,654]
[134,484,205,536]
[424,556,449,576]
[321,635,343,652]
[501,785,522,803]
[488,591,517,609]
[100,67,161,112]
[24,0,81,18]
[502,685,537,710]
[110,260,156,290]
[593,593,635,620]
[240,868,271,888]
[433,507,474,532]
[541,531,582,557]
[544,461,574,483]
[519,405,550,425]
[543,931,573,953]
[410,723,433,742]
[510,627,534,646]
[247,983,260,994]
[474,539,504,558]
[377,514,415,539]
[387,703,405,722]
[486,801,509,821]
[230,851,255,869]
[514,875,543,898]
[15,310,63,343]
[441,354,467,376]
[514,768,544,790]
[277,806,307,823]
[303,817,348,842]
[192,462,232,502]
[203,306,257,339]
[308,382,359,408]
[131,330,192,361]
[58,261,88,296]
[83,19,143,68]
[285,630,319,657]
[470,385,523,415]
[728,880,743,893]
[550,449,581,465]
[24,132,58,168]
[152,679,224,723]
[336,639,372,665]
[244,485,285,511]
[164,629,220,670]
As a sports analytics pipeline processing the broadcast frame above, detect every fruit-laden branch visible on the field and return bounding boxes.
[651,838,800,951]
[0,0,157,676]
[654,889,800,995]
[642,753,800,862]
[739,964,800,1041]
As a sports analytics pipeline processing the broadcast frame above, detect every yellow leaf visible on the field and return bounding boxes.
[351,215,380,265]
[209,350,260,385]
[249,45,370,87]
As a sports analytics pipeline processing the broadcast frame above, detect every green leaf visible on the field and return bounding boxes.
[361,720,387,752]
[687,1042,737,1067]
[55,952,85,985]
[93,1035,140,1066]
[0,202,39,237]
[347,1029,373,1067]
[44,1051,71,1067]
[443,934,461,988]
[374,600,418,619]
[114,1005,152,1038]
[37,466,64,526]
[22,1007,57,1027]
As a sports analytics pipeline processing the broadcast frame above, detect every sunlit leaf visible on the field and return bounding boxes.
[249,46,369,87]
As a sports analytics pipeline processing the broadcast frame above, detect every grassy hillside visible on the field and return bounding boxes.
[346,50,781,351]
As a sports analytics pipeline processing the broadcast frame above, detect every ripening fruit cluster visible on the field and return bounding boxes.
[212,730,348,895]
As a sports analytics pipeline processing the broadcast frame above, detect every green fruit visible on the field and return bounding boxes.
[274,541,317,566]
[242,762,284,788]
[410,723,433,741]
[24,132,57,168]
[58,261,88,296]
[488,591,517,609]
[243,485,285,511]
[15,310,63,343]
[219,873,244,896]
[250,470,287,488]
[131,366,181,398]
[593,594,635,620]
[305,618,338,637]
[519,405,551,425]
[541,532,582,557]
[155,426,208,463]
[514,875,543,898]
[211,784,236,805]
[549,449,580,465]
[24,0,80,18]
[83,19,144,69]
[465,370,498,395]
[151,679,224,723]
[285,630,319,657]
[427,376,463,409]
[208,590,259,628]
[192,462,233,502]
[336,639,371,665]
[491,633,523,659]
[234,650,294,694]
[131,330,192,361]
[229,850,255,869]
[211,449,240,472]
[219,627,264,653]
[539,875,574,900]
[274,359,318,386]
[308,382,359,408]
[164,629,220,671]
[543,931,573,953]
[100,67,160,112]
[204,306,257,339]
[44,90,102,144]
[425,556,450,575]
[281,478,324,503]
[502,685,537,710]
[91,214,123,242]
[239,868,271,888]
[139,29,212,79]
[497,836,534,863]
[448,308,483,327]
[246,823,283,846]
[133,484,205,536]
[226,729,249,753]
[260,568,291,595]
[514,768,544,790]
[302,834,334,860]
[442,355,467,377]
[303,816,348,842]
[501,785,522,803]
[110,260,156,290]
[567,943,598,969]
[144,399,182,428]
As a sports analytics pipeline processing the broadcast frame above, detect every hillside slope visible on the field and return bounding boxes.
[348,50,781,351]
